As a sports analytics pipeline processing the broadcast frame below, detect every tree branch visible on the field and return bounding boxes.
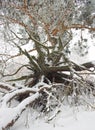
[0,82,15,91]
[47,61,95,72]
[0,92,39,130]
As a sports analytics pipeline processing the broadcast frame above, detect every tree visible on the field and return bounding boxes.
[0,0,95,129]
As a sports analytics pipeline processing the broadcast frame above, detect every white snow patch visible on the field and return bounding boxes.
[10,106,95,130]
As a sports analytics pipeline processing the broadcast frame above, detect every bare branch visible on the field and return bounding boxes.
[2,65,29,77]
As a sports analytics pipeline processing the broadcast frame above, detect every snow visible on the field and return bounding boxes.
[9,106,95,130]
[70,29,95,64]
[0,108,17,129]
[88,45,95,61]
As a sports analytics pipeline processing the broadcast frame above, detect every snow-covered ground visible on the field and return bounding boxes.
[10,106,95,130]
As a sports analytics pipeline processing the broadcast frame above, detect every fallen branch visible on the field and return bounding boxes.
[0,82,52,130]
[0,82,15,92]
[0,92,39,130]
[47,61,95,72]
[1,87,38,108]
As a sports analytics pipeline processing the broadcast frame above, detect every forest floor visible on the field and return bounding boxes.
[10,105,95,130]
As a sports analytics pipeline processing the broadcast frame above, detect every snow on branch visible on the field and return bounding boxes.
[0,87,38,108]
[0,92,39,130]
[0,82,15,94]
[0,82,52,130]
